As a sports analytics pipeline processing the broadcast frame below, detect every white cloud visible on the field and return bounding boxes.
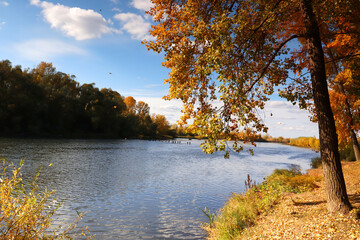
[122,87,169,99]
[30,1,119,40]
[128,97,318,138]
[114,12,152,40]
[263,101,318,138]
[283,126,306,131]
[0,21,5,30]
[0,1,8,6]
[15,39,87,61]
[131,0,154,11]
[266,101,295,109]
[136,97,183,124]
[30,0,41,6]
[148,99,317,137]
[112,7,121,12]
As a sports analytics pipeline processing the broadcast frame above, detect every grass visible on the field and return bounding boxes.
[339,145,356,162]
[205,162,360,239]
[311,156,322,168]
[204,168,319,239]
[311,145,356,169]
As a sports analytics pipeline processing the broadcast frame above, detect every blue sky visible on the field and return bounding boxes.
[0,0,318,138]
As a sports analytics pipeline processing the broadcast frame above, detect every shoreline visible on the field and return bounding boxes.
[205,161,360,239]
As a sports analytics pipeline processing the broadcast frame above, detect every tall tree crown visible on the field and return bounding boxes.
[144,0,359,154]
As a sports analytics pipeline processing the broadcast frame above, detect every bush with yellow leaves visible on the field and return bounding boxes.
[0,158,90,239]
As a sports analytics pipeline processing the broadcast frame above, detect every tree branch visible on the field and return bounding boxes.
[244,34,303,94]
[325,53,360,64]
[233,0,284,54]
[251,0,283,33]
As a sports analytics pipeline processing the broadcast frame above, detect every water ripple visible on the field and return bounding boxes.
[0,138,319,239]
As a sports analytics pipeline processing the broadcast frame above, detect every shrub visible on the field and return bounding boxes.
[311,156,322,168]
[264,168,318,194]
[271,167,301,177]
[339,146,356,162]
[0,158,90,239]
[311,146,356,169]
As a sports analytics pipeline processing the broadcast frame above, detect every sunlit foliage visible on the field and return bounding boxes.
[152,114,171,137]
[0,159,90,239]
[0,159,54,238]
[144,0,359,154]
[144,0,355,213]
[289,137,320,150]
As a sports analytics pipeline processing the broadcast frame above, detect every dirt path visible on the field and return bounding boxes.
[239,162,360,239]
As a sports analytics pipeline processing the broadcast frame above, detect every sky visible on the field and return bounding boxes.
[0,0,319,138]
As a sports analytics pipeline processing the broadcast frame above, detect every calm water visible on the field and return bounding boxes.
[0,138,319,239]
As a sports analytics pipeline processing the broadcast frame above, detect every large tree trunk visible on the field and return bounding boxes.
[300,0,352,213]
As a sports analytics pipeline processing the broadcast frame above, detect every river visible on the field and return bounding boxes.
[0,138,319,239]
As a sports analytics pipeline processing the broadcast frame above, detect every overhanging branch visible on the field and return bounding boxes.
[325,53,360,64]
[244,34,303,94]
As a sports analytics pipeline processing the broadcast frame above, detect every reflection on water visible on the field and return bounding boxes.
[0,138,319,239]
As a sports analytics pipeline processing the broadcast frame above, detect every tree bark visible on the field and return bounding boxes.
[351,129,360,161]
[300,0,352,213]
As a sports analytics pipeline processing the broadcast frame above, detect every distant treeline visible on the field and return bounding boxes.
[263,135,356,162]
[263,135,320,150]
[0,60,174,139]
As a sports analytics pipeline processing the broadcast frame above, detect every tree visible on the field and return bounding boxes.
[323,10,360,161]
[0,60,46,135]
[123,97,158,138]
[135,101,150,117]
[32,62,79,101]
[282,0,360,161]
[144,0,353,213]
[124,96,137,113]
[0,60,159,139]
[152,114,171,136]
[300,0,351,213]
[328,70,360,160]
[135,101,156,137]
[32,62,80,134]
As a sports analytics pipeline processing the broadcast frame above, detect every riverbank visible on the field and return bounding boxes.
[205,161,360,239]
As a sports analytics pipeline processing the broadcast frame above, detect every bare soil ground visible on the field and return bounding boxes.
[239,161,360,239]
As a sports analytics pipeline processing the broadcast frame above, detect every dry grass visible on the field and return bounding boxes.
[204,168,320,239]
[238,161,360,240]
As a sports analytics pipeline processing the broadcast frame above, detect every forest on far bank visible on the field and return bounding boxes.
[0,60,178,139]
[0,59,358,162]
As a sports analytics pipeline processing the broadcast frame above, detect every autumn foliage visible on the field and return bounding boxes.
[0,160,54,238]
[0,159,90,239]
[0,60,173,139]
[329,70,360,148]
[144,0,357,213]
